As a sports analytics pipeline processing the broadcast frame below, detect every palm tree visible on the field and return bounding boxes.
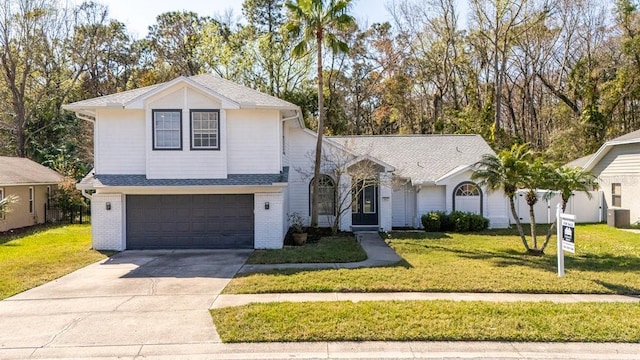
[520,159,556,251]
[284,0,355,227]
[472,143,533,252]
[541,166,598,251]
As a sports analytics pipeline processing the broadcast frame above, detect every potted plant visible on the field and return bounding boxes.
[288,212,307,245]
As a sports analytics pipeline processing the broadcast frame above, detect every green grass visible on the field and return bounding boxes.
[247,236,367,264]
[0,224,109,299]
[224,224,640,294]
[211,300,640,343]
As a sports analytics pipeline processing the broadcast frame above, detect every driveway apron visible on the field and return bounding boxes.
[0,250,250,351]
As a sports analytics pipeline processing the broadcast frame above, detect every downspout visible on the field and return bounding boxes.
[81,189,92,200]
[75,111,95,124]
[281,108,303,128]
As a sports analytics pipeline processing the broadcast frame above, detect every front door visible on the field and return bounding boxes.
[352,180,379,225]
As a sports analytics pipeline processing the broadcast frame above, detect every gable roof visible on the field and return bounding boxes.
[0,157,65,186]
[63,74,299,111]
[581,129,640,171]
[328,135,495,185]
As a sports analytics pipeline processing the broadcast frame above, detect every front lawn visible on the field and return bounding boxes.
[247,236,366,264]
[224,224,640,294]
[0,224,108,299]
[211,300,640,343]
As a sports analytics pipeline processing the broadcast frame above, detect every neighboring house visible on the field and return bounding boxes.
[64,74,509,251]
[0,157,64,232]
[576,129,640,225]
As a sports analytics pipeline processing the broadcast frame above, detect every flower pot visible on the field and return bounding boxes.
[292,232,307,245]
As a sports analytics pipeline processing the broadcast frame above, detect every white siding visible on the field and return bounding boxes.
[592,143,640,176]
[417,185,446,220]
[227,109,281,174]
[146,87,227,179]
[91,193,125,251]
[95,109,145,174]
[392,180,417,228]
[379,172,393,231]
[287,128,318,226]
[598,176,640,224]
[255,192,285,249]
[591,143,640,224]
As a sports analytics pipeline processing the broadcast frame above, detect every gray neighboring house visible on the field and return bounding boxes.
[0,157,64,232]
[577,129,640,225]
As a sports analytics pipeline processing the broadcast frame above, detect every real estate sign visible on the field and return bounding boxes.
[561,219,575,253]
[556,204,576,277]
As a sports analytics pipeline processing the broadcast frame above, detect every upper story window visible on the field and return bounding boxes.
[190,110,220,150]
[153,110,182,150]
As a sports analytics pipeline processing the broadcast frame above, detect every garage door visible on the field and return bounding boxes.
[126,194,254,249]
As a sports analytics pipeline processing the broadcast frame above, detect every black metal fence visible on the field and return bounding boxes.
[44,204,89,224]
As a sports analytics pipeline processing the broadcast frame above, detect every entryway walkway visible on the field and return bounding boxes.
[238,231,402,273]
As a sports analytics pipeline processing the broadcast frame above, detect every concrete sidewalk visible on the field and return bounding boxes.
[238,231,402,273]
[212,291,640,308]
[8,341,640,359]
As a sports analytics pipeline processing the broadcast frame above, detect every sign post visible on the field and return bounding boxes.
[556,204,576,277]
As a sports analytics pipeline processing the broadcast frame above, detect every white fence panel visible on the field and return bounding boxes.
[510,190,602,224]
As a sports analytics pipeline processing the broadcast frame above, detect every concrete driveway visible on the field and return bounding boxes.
[0,249,250,358]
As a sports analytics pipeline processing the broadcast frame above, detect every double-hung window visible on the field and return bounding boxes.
[0,188,4,220]
[612,183,622,207]
[153,110,182,150]
[28,187,34,214]
[190,110,220,150]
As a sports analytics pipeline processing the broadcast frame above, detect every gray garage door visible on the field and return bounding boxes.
[126,194,254,249]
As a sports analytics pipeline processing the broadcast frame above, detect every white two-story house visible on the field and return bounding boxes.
[65,74,509,251]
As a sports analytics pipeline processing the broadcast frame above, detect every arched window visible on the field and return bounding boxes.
[455,183,480,197]
[453,182,482,215]
[310,175,336,216]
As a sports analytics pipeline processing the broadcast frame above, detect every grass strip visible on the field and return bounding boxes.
[246,236,367,264]
[0,224,109,299]
[211,300,640,343]
[225,224,640,295]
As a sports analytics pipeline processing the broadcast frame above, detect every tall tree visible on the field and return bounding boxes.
[146,11,213,79]
[284,0,355,227]
[0,0,100,157]
[472,143,533,252]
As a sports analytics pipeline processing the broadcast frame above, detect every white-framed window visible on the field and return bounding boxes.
[153,110,182,150]
[28,186,34,214]
[310,175,336,216]
[0,188,4,220]
[190,110,219,150]
[612,183,622,207]
[455,183,481,196]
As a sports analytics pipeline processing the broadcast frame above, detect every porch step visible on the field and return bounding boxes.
[351,226,380,232]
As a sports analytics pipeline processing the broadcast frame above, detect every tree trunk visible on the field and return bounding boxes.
[310,30,324,228]
[509,196,530,251]
[541,199,568,253]
[528,203,537,249]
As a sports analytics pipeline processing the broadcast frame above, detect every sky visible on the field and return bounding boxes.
[80,0,395,38]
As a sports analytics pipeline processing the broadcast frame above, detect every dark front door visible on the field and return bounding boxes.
[352,181,378,226]
[126,194,254,249]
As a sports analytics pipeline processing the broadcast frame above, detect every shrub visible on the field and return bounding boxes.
[448,211,489,232]
[421,212,442,231]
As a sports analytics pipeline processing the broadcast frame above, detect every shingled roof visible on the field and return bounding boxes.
[77,168,289,189]
[328,135,495,185]
[0,157,65,186]
[64,74,298,110]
